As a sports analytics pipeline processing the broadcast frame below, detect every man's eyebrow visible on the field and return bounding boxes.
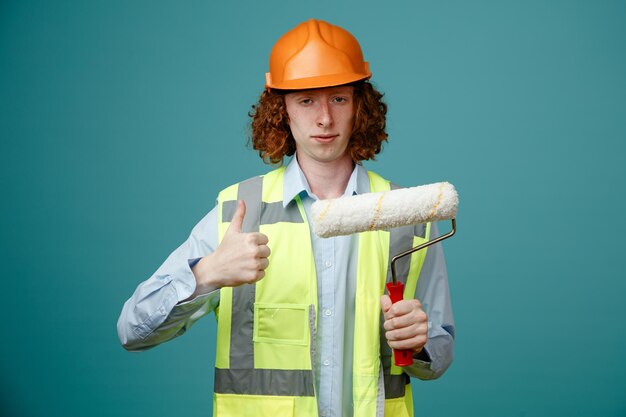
[290,91,311,98]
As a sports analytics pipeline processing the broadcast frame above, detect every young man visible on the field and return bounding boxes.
[118,19,454,417]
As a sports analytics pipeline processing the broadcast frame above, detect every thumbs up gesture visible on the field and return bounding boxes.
[189,200,271,297]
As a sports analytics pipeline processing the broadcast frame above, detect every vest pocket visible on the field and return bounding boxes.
[215,393,295,417]
[253,303,309,345]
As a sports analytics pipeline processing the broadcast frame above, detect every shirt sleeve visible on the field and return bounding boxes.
[402,222,455,380]
[117,206,221,351]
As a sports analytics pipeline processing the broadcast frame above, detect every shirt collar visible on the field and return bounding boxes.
[282,156,370,207]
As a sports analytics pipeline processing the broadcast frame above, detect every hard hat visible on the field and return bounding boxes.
[265,19,371,90]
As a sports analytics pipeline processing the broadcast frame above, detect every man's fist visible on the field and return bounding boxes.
[380,295,428,354]
[190,200,271,297]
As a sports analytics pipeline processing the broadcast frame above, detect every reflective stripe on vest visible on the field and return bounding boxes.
[212,167,429,417]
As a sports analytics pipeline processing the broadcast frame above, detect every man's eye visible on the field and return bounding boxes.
[300,99,313,105]
[333,97,348,103]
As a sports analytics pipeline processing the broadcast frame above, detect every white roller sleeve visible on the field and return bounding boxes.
[311,182,458,238]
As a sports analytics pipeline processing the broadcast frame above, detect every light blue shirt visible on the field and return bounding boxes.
[118,157,455,417]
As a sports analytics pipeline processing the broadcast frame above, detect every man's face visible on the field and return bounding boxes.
[284,86,355,166]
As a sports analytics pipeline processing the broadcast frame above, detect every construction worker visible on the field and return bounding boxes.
[118,19,454,417]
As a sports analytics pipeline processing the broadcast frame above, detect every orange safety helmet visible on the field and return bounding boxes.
[265,19,371,90]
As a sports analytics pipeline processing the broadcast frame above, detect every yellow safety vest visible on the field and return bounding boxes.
[212,167,431,417]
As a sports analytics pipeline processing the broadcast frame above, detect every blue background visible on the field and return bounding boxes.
[1,1,625,416]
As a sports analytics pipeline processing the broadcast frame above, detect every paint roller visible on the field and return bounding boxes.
[311,181,458,366]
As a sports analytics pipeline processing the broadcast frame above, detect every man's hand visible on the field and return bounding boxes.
[190,200,270,297]
[381,295,428,354]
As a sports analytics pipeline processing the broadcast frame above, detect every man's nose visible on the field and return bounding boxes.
[317,102,333,127]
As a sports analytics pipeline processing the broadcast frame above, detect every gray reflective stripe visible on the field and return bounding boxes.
[308,305,317,398]
[376,361,385,417]
[387,224,416,286]
[413,222,427,239]
[228,176,263,369]
[379,317,393,389]
[238,176,263,233]
[221,200,237,222]
[228,285,255,368]
[384,373,409,399]
[378,331,408,399]
[214,368,315,396]
[222,200,303,224]
[261,200,304,224]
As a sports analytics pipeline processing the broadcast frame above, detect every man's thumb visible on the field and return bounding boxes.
[227,200,246,234]
[380,294,392,314]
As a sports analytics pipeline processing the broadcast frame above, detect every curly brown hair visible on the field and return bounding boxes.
[248,81,388,165]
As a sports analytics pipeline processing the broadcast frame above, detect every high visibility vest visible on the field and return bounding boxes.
[212,167,431,417]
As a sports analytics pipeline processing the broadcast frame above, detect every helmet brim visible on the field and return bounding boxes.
[265,72,371,91]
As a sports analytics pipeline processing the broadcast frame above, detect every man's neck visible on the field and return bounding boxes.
[297,153,354,200]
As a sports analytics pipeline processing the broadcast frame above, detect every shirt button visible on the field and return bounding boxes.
[324,309,332,316]
[320,411,327,417]
[323,359,330,366]
[324,260,332,268]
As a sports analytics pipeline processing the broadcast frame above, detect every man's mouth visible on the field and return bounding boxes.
[311,134,338,142]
